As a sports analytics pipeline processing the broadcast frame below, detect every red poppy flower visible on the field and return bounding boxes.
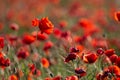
[114,11,120,21]
[37,32,48,41]
[96,48,104,55]
[16,50,29,59]
[59,20,67,28]
[104,49,115,57]
[22,34,36,44]
[41,58,50,68]
[65,53,77,62]
[65,75,78,80]
[32,18,39,27]
[0,52,11,68]
[0,37,4,49]
[39,17,54,34]
[3,58,11,67]
[53,28,62,38]
[9,23,19,31]
[8,74,18,80]
[103,65,120,77]
[83,52,98,64]
[70,47,79,53]
[116,57,120,68]
[79,18,100,36]
[43,41,53,52]
[52,76,61,80]
[109,54,118,63]
[28,64,36,74]
[44,77,52,80]
[75,68,86,77]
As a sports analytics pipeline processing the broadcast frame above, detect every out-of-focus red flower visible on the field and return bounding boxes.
[28,64,41,77]
[0,52,11,68]
[104,65,120,77]
[75,68,86,77]
[39,17,54,34]
[8,74,18,80]
[52,76,61,80]
[59,20,67,28]
[22,34,36,44]
[79,18,100,36]
[7,35,18,46]
[114,11,120,21]
[32,18,39,27]
[53,28,62,38]
[65,75,78,80]
[104,49,115,57]
[91,38,107,48]
[83,52,98,64]
[97,48,104,55]
[3,58,11,67]
[44,77,52,80]
[116,57,120,68]
[109,54,118,63]
[0,37,4,49]
[16,49,29,59]
[65,53,77,62]
[70,47,79,53]
[43,41,53,52]
[37,32,48,41]
[61,31,70,39]
[35,69,41,77]
[108,65,120,77]
[9,23,19,31]
[29,64,36,74]
[41,58,50,68]
[73,35,87,44]
[17,69,24,78]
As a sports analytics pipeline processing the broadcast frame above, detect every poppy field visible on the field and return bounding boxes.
[1,0,120,80]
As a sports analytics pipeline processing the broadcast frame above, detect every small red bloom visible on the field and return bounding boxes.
[116,57,120,68]
[114,11,120,21]
[16,50,29,59]
[52,76,61,80]
[78,18,100,36]
[109,54,118,63]
[28,64,36,74]
[75,68,86,77]
[0,37,4,49]
[104,49,115,57]
[70,47,79,53]
[104,65,120,77]
[97,48,104,55]
[37,32,48,41]
[22,34,36,44]
[43,41,53,51]
[32,18,39,27]
[83,52,98,64]
[39,17,54,34]
[44,77,52,80]
[0,52,11,68]
[9,23,19,31]
[4,58,11,67]
[65,53,77,62]
[65,75,78,80]
[53,28,62,38]
[8,74,18,80]
[59,20,67,28]
[41,58,50,68]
